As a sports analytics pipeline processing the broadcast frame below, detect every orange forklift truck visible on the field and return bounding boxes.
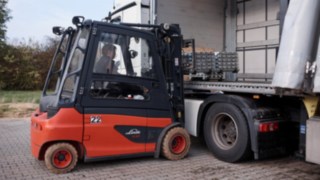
[31,16,190,174]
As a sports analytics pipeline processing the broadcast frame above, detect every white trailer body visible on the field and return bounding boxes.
[113,0,281,77]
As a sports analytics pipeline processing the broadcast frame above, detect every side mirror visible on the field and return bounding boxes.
[52,26,64,35]
[72,16,85,27]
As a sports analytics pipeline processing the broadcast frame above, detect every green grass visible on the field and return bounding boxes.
[0,91,42,103]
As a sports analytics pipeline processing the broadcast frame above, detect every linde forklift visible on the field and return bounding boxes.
[30,17,190,174]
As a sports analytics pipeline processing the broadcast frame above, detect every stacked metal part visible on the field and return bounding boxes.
[194,52,215,74]
[214,52,238,73]
[182,51,238,80]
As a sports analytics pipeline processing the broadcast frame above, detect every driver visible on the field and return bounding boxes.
[94,44,118,74]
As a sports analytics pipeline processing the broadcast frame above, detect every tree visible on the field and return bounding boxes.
[0,0,10,45]
[0,37,58,90]
[0,1,58,90]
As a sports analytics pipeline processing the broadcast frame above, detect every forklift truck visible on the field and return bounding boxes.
[30,17,190,174]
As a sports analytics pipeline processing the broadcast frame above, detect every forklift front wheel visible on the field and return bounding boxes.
[44,143,78,174]
[161,127,191,160]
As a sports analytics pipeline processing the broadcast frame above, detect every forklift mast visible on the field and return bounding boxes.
[150,23,185,124]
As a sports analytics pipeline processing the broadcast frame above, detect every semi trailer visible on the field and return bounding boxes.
[110,0,320,164]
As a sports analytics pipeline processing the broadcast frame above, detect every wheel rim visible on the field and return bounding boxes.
[170,135,186,154]
[211,113,238,150]
[52,149,73,169]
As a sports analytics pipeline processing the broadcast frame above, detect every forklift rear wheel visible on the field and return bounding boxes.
[161,127,191,160]
[44,143,78,174]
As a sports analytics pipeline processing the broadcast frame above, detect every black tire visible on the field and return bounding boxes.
[161,127,191,160]
[203,103,251,162]
[44,143,78,174]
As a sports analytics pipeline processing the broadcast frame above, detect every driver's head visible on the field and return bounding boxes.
[102,44,116,59]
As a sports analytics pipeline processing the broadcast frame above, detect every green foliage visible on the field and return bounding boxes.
[0,0,58,90]
[0,38,58,90]
[0,0,11,45]
[0,0,11,87]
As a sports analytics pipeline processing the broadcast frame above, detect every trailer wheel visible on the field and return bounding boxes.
[204,103,251,162]
[44,143,78,174]
[161,127,191,160]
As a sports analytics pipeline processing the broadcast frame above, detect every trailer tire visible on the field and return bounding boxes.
[161,127,191,160]
[203,103,251,162]
[44,143,78,174]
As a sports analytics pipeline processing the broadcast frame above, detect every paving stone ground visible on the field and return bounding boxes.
[1,119,320,180]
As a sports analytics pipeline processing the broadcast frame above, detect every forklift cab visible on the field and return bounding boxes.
[40,18,177,119]
[31,17,190,174]
[85,23,165,104]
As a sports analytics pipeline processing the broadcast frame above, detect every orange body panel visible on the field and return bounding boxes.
[145,143,156,153]
[30,108,83,159]
[31,107,173,159]
[84,115,172,157]
[84,114,147,157]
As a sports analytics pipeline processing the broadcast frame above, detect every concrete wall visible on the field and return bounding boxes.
[156,0,225,51]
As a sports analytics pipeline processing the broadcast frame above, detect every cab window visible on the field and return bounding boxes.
[93,32,155,79]
[90,31,155,101]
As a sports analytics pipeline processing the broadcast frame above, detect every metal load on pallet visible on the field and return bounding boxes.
[182,51,238,81]
[215,52,238,72]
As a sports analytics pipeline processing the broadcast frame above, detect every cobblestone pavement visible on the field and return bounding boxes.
[1,119,320,180]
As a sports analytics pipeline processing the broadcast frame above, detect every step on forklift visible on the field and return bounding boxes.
[30,16,190,174]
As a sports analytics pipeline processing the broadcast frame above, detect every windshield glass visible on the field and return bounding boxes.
[43,29,75,96]
[58,28,90,104]
[93,32,156,79]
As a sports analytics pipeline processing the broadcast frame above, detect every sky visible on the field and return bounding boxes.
[6,0,114,44]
